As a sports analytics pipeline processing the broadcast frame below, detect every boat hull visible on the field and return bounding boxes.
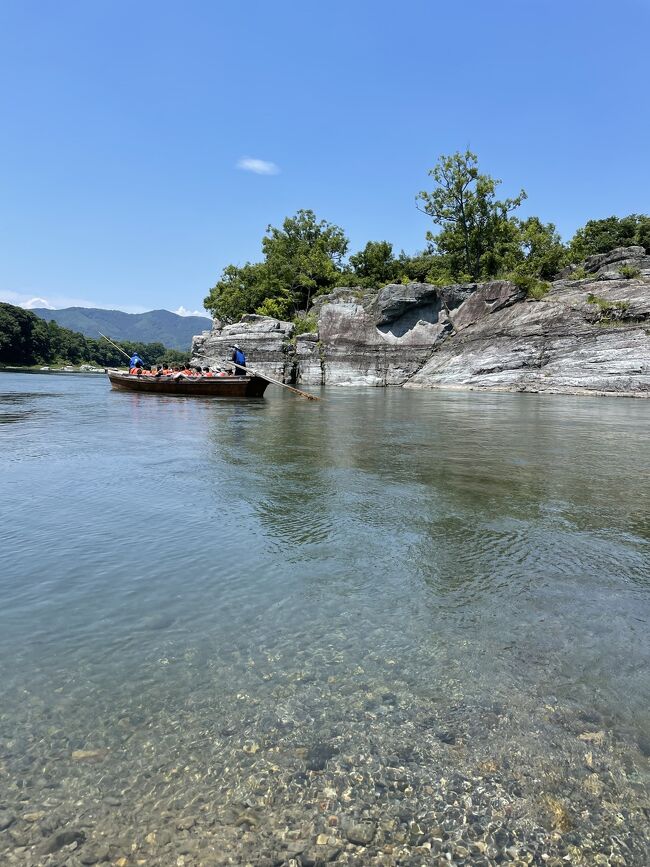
[107,372,269,397]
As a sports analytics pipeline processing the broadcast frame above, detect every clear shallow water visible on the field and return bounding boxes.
[1,371,649,866]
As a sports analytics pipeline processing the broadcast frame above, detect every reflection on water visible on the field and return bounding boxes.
[1,371,649,865]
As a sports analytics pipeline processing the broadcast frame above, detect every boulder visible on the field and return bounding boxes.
[295,333,323,385]
[582,245,650,280]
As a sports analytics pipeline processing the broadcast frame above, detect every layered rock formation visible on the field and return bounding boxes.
[192,247,650,397]
[191,314,295,380]
[407,276,649,395]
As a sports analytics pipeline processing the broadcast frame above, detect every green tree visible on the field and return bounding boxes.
[0,304,31,363]
[348,240,399,288]
[204,210,348,322]
[261,209,348,312]
[416,150,527,281]
[203,262,270,323]
[395,250,447,284]
[513,217,568,280]
[568,214,650,261]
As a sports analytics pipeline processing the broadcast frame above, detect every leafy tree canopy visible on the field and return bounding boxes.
[416,150,527,282]
[347,241,400,289]
[204,210,348,322]
[568,214,650,261]
[509,217,568,281]
[202,157,649,323]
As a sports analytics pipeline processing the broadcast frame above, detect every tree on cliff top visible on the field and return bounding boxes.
[416,150,527,282]
[204,210,348,322]
[568,214,650,261]
[263,209,348,312]
[347,241,400,288]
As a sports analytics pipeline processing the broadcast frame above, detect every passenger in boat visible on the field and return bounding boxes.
[129,360,144,375]
[203,366,214,377]
[230,344,246,375]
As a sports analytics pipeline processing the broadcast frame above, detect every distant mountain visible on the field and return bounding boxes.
[30,307,212,351]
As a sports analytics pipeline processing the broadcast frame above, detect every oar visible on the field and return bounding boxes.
[98,332,133,362]
[229,360,320,401]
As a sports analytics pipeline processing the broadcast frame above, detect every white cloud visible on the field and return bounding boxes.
[236,157,280,175]
[172,306,206,317]
[0,290,58,309]
[22,297,55,310]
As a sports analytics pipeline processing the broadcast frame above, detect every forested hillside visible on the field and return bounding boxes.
[30,307,211,351]
[0,303,186,367]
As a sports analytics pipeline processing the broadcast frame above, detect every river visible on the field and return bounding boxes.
[1,371,649,866]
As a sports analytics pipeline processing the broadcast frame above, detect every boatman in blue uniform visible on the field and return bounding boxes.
[129,351,144,369]
[231,344,246,375]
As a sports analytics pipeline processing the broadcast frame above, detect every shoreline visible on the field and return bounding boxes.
[2,366,650,398]
[0,365,109,375]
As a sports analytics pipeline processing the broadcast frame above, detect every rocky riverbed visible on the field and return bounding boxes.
[1,635,649,866]
[191,246,650,396]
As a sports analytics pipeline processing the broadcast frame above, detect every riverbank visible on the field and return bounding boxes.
[0,364,107,374]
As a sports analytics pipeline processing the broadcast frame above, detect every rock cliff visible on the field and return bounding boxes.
[192,246,650,397]
[191,314,295,380]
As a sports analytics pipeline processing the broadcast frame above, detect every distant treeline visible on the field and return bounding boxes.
[204,150,650,323]
[0,303,188,367]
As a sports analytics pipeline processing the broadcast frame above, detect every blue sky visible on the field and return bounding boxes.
[1,0,648,315]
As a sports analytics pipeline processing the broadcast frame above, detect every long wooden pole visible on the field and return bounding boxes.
[98,332,132,361]
[230,360,320,401]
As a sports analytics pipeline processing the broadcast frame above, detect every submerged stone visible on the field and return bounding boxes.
[43,828,86,853]
[305,743,337,772]
[345,819,377,845]
[0,812,15,831]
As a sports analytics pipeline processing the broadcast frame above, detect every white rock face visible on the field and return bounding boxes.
[294,333,323,385]
[192,314,295,379]
[314,282,471,385]
[407,277,650,395]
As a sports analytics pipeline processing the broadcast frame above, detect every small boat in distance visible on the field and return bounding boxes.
[107,370,270,397]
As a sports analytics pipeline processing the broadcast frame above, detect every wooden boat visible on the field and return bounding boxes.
[107,370,270,397]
